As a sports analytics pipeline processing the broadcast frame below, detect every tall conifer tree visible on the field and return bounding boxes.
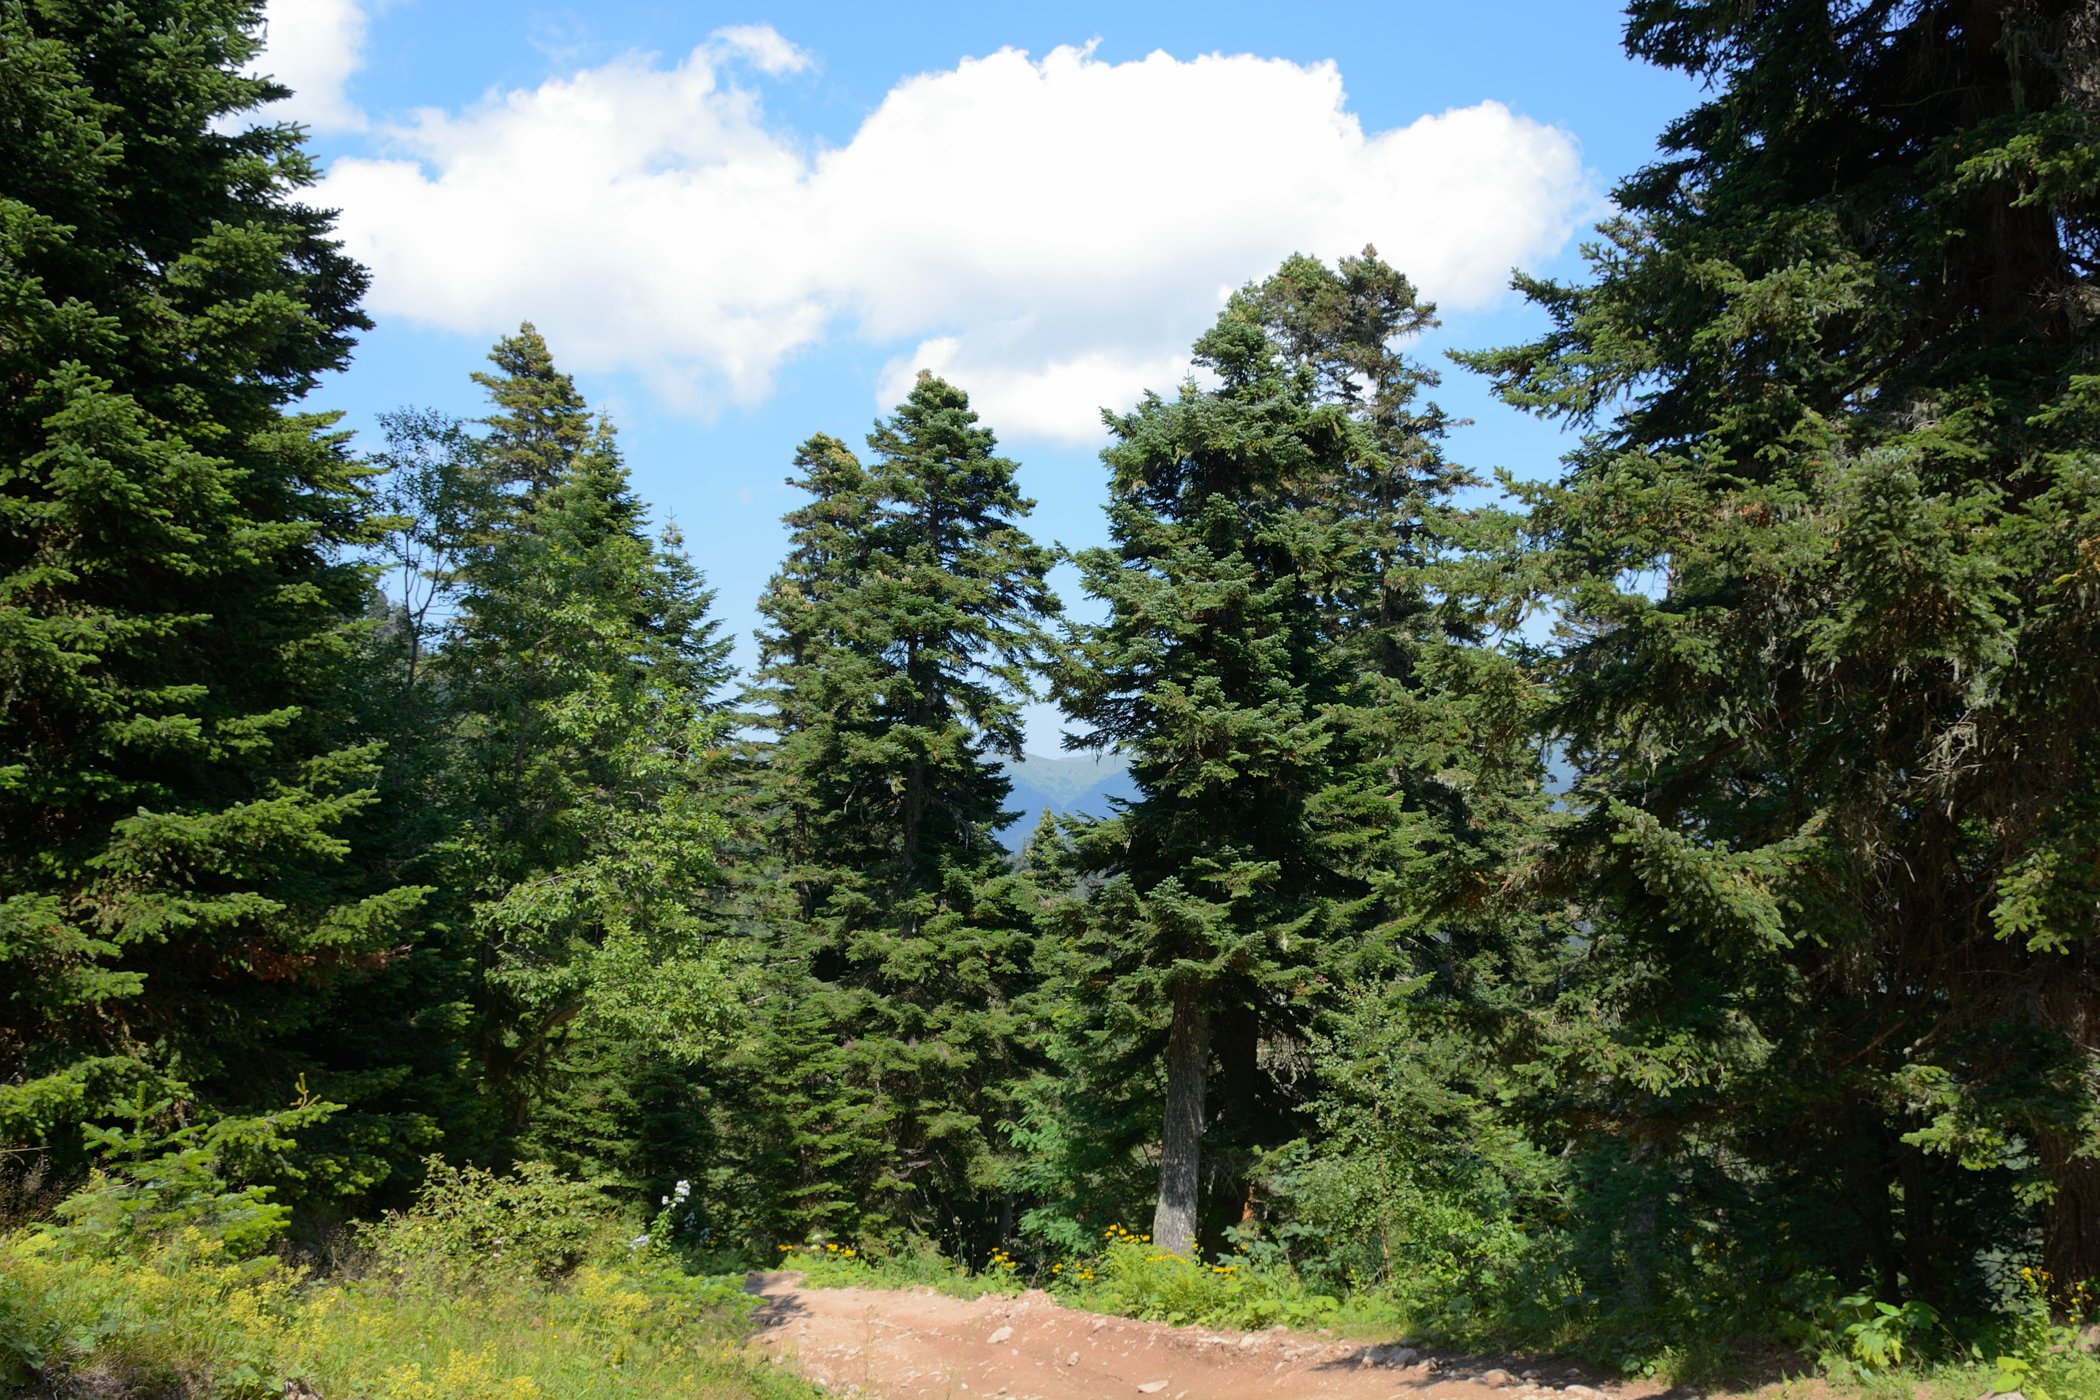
[470,324,594,499]
[432,327,738,1174]
[0,0,424,1192]
[1050,251,1523,1255]
[1466,0,2100,1294]
[743,376,1058,1247]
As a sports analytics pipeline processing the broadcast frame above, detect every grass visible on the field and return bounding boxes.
[773,1224,1391,1331]
[0,1227,817,1399]
[282,1263,812,1400]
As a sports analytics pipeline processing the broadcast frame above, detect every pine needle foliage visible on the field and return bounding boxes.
[429,327,740,1175]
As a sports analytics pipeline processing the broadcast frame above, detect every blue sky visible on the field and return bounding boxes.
[254,0,1701,750]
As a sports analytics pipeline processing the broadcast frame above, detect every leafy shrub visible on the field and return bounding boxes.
[1029,1223,1376,1332]
[0,1099,337,1394]
[1982,1268,2100,1400]
[772,1217,1361,1330]
[1833,1295,1941,1375]
[1226,984,1570,1343]
[360,1157,612,1284]
[1085,1240,1338,1329]
[0,1228,297,1397]
[2,1192,806,1398]
[861,1235,990,1289]
[768,1234,1015,1301]
[772,1237,873,1284]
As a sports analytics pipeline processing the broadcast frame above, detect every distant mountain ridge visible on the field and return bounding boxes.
[997,751,1135,848]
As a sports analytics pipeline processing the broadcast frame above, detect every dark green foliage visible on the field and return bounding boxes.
[425,327,740,1178]
[360,1156,610,1284]
[471,328,594,497]
[41,1094,343,1263]
[1460,0,2100,1307]
[1251,981,1562,1320]
[732,377,1059,1249]
[1038,250,1544,1256]
[7,0,2096,1376]
[0,0,425,1202]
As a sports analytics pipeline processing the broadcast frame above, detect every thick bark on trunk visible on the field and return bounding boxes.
[1847,1114,1905,1304]
[2042,1135,2100,1287]
[1151,985,1210,1258]
[2036,983,2100,1287]
[1898,1143,1945,1307]
[1205,1004,1260,1253]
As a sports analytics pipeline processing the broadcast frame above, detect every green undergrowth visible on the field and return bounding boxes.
[0,1158,815,1400]
[776,1223,1394,1331]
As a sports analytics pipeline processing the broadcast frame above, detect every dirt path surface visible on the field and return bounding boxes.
[746,1272,1691,1400]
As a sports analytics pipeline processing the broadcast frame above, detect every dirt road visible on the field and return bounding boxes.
[746,1272,1689,1400]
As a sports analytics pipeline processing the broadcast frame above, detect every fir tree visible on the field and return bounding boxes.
[1464,0,2100,1296]
[1050,250,1523,1255]
[0,0,425,1196]
[470,323,594,498]
[742,376,1058,1248]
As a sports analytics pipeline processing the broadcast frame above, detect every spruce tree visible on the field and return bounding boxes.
[0,0,425,1195]
[743,376,1058,1248]
[755,432,887,925]
[1464,0,2100,1295]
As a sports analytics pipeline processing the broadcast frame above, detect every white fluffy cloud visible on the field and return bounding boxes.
[322,32,1594,441]
[878,335,1196,445]
[253,0,370,132]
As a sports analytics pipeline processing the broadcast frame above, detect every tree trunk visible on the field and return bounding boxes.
[2042,1134,2100,1288]
[1898,1143,1945,1307]
[1846,1110,1905,1303]
[2030,968,2100,1287]
[1151,984,1209,1257]
[1205,1003,1260,1253]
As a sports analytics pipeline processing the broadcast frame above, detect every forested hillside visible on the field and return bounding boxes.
[998,753,1135,848]
[1,0,2095,1395]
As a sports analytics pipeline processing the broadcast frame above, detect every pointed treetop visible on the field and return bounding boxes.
[787,432,870,499]
[473,322,594,496]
